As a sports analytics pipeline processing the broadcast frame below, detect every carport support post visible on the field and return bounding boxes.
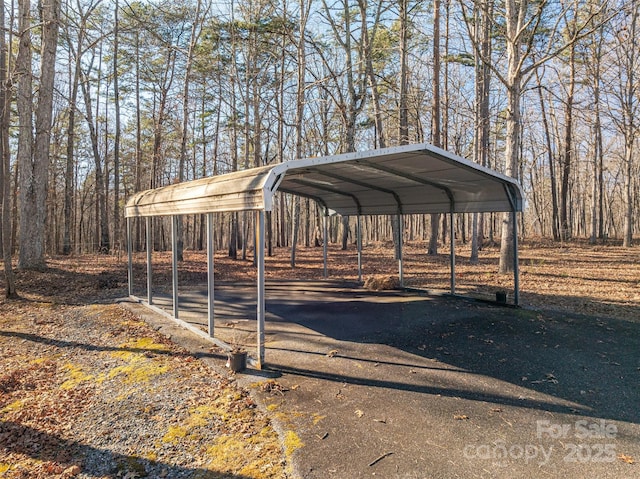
[127,217,133,297]
[256,210,266,369]
[397,214,404,287]
[171,215,179,319]
[513,210,520,306]
[450,209,456,295]
[323,209,328,278]
[207,213,215,337]
[146,217,153,305]
[357,215,362,282]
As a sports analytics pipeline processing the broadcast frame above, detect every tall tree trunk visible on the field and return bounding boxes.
[177,0,204,262]
[63,37,82,255]
[81,67,110,253]
[560,35,577,241]
[621,6,637,247]
[113,0,121,252]
[536,69,560,241]
[228,2,238,259]
[0,0,16,295]
[498,0,523,275]
[318,0,366,256]
[360,0,386,149]
[291,0,311,267]
[16,0,37,269]
[589,29,603,244]
[427,0,441,256]
[471,0,491,264]
[134,30,143,251]
[398,0,409,145]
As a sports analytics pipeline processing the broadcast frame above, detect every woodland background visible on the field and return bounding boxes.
[0,0,639,294]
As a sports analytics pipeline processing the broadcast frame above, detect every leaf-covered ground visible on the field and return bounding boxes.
[0,239,638,478]
[0,265,290,478]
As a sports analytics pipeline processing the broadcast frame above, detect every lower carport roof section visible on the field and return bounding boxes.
[124,143,524,219]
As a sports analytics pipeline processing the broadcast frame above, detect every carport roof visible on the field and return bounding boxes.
[125,143,523,218]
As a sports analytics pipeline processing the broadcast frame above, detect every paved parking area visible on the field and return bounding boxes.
[138,280,640,478]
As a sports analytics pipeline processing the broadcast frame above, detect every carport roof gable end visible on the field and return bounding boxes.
[124,143,524,218]
[124,165,282,217]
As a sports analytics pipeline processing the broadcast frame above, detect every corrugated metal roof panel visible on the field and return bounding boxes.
[125,143,523,218]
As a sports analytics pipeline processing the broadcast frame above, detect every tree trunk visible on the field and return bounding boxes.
[113,0,121,252]
[621,6,637,247]
[560,36,577,241]
[398,0,410,145]
[428,0,441,257]
[589,45,603,244]
[536,69,560,241]
[0,0,16,295]
[81,67,110,253]
[134,30,143,251]
[498,91,520,272]
[176,0,204,262]
[291,0,310,268]
[16,0,38,269]
[471,0,491,264]
[63,31,82,255]
[360,0,386,149]
[498,0,524,274]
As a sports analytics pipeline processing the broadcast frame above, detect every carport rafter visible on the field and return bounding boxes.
[287,178,363,215]
[314,170,404,215]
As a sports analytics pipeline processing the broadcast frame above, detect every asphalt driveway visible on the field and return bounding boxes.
[129,280,640,478]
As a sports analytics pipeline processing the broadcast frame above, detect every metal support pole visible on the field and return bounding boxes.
[357,215,362,282]
[513,210,520,306]
[207,213,215,337]
[146,217,153,305]
[397,214,403,287]
[450,209,456,295]
[256,210,266,369]
[127,217,133,297]
[323,210,328,278]
[171,215,179,319]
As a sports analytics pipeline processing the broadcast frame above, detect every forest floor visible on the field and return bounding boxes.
[0,239,638,478]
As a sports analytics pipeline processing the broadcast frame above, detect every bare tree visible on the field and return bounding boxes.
[608,3,639,247]
[471,0,492,264]
[0,0,16,295]
[291,0,312,267]
[80,53,110,253]
[461,0,603,272]
[113,0,122,252]
[427,0,441,256]
[17,0,62,269]
[177,0,208,261]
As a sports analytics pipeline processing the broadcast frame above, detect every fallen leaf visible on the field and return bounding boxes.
[64,465,82,476]
[355,409,364,418]
[618,453,635,464]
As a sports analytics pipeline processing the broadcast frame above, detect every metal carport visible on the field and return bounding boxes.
[125,143,524,369]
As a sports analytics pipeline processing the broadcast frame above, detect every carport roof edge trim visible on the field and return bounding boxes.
[124,143,524,218]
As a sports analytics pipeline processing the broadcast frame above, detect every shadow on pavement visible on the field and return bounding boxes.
[265,292,640,424]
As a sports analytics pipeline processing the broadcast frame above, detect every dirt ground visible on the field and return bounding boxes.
[0,239,639,478]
